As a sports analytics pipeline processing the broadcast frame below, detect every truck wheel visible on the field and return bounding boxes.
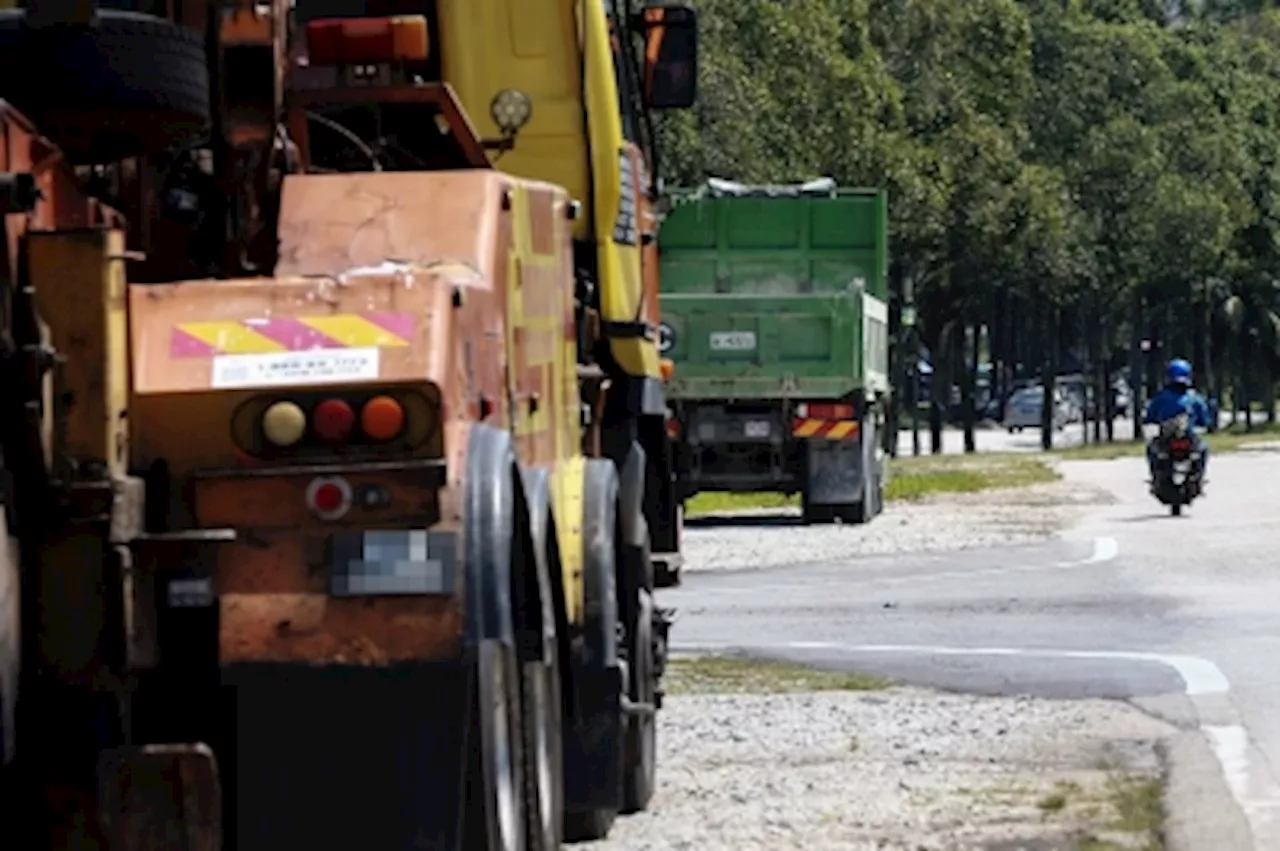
[622,587,657,813]
[515,469,566,851]
[800,500,830,525]
[520,652,563,851]
[464,641,525,851]
[563,460,623,842]
[0,10,210,161]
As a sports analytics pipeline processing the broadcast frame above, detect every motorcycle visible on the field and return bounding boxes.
[1149,413,1202,516]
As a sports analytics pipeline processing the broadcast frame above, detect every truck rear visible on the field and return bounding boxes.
[658,180,890,524]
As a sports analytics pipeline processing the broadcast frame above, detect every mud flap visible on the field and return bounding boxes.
[96,743,222,851]
[804,440,865,505]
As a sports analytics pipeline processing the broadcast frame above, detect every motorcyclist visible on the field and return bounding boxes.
[1143,358,1211,489]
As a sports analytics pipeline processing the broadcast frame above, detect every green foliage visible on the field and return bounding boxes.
[655,0,1280,416]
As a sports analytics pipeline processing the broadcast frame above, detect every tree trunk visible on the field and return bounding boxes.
[1266,353,1276,425]
[963,320,977,453]
[993,290,1006,409]
[1242,326,1253,432]
[1040,304,1057,450]
[1130,291,1143,441]
[929,327,946,455]
[1197,287,1218,433]
[1087,291,1101,443]
[909,330,921,456]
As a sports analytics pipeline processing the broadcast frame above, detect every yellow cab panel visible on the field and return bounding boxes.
[437,0,656,378]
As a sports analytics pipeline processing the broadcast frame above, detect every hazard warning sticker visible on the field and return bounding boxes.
[211,347,381,389]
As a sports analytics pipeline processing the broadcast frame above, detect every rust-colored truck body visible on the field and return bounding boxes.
[121,166,586,848]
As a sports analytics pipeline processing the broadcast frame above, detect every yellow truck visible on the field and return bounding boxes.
[0,0,696,848]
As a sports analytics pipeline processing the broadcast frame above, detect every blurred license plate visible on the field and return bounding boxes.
[743,420,770,438]
[330,530,457,596]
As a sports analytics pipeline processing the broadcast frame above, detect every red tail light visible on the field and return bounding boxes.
[797,402,854,420]
[665,416,681,440]
[313,398,356,442]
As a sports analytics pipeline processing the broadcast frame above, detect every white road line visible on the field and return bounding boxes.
[688,535,1120,598]
[669,639,1279,843]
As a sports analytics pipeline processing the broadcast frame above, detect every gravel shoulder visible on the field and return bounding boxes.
[584,658,1174,851]
[684,470,1117,573]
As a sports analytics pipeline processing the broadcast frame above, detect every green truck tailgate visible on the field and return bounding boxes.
[658,180,889,401]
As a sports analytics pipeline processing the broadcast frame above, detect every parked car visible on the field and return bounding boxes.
[1003,385,1070,432]
[1112,378,1132,417]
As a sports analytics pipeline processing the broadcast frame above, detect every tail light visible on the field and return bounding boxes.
[664,416,680,441]
[262,400,307,447]
[307,475,352,520]
[796,402,854,420]
[313,398,356,443]
[234,386,439,457]
[361,395,406,442]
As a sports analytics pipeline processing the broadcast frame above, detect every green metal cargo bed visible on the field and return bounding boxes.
[658,179,889,401]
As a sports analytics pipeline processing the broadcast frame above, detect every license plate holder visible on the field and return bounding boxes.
[329,530,457,596]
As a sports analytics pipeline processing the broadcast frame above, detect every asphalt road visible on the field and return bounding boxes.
[661,447,1280,849]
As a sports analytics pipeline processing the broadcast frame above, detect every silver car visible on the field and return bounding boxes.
[1003,385,1069,432]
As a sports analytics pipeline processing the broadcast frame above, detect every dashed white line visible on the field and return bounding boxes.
[689,536,1120,598]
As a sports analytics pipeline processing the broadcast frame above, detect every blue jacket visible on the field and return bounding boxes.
[1143,385,1211,428]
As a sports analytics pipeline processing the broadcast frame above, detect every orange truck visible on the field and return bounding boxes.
[0,0,696,848]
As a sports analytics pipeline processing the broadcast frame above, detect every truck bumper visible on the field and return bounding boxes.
[676,401,798,493]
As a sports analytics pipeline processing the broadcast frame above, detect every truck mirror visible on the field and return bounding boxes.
[639,4,698,110]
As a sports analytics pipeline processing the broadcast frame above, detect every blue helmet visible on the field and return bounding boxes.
[1167,358,1192,384]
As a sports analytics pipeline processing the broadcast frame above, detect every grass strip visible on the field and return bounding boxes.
[664,654,891,695]
[686,454,1058,517]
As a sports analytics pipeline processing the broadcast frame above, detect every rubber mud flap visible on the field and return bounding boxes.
[224,661,470,851]
[97,743,222,851]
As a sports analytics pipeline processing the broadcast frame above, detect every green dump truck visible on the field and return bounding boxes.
[658,178,890,524]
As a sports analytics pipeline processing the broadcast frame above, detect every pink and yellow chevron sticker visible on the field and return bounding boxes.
[170,312,414,357]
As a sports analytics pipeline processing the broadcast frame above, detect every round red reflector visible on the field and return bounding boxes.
[313,398,355,442]
[313,482,344,513]
[306,476,352,519]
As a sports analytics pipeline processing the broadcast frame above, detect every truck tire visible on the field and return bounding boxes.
[849,414,879,525]
[564,460,624,842]
[622,576,657,813]
[0,512,16,769]
[463,640,525,851]
[0,10,209,161]
[521,652,562,851]
[516,470,565,851]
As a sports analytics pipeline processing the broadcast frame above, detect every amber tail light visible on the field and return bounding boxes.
[361,395,405,442]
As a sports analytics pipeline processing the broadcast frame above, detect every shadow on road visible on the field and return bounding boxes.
[684,513,801,529]
[1115,512,1189,522]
